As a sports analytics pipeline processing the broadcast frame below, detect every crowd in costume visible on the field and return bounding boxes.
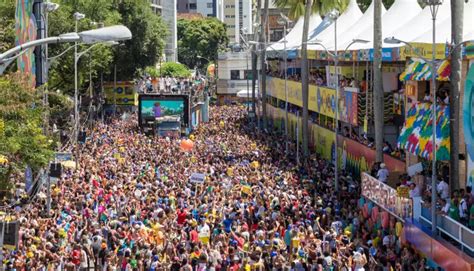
[3,105,430,271]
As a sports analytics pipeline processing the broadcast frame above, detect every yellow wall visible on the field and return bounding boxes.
[267,77,337,118]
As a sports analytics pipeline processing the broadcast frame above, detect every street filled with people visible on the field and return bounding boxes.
[4,105,431,271]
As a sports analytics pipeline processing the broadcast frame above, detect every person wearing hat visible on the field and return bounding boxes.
[377,163,389,183]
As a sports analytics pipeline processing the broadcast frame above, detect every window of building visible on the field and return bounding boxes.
[231,70,240,80]
[225,15,235,18]
[207,14,213,17]
[189,3,197,9]
[207,3,213,8]
[244,70,253,80]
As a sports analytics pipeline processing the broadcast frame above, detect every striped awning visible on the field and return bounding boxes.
[397,102,450,161]
[399,58,451,81]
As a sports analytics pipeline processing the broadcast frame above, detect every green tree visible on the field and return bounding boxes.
[0,0,15,53]
[114,0,168,80]
[159,62,191,78]
[0,74,54,195]
[273,0,349,158]
[46,0,120,93]
[177,17,228,70]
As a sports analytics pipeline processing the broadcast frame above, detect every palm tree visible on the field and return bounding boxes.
[373,0,384,163]
[449,0,464,190]
[273,0,349,159]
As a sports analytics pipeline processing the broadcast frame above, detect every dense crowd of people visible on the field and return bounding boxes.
[3,105,435,270]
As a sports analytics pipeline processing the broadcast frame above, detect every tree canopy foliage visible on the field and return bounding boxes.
[158,62,191,78]
[0,0,168,93]
[0,74,54,191]
[177,18,228,70]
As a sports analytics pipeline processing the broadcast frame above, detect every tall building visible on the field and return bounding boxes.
[177,0,252,45]
[222,0,252,45]
[150,0,163,14]
[261,1,291,42]
[177,0,215,17]
[151,0,177,62]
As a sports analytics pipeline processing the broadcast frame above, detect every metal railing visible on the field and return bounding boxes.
[419,203,474,255]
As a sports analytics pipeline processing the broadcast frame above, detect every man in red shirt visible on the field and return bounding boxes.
[70,245,82,268]
[177,208,187,225]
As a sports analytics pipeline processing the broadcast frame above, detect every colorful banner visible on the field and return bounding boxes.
[361,173,413,221]
[15,0,37,86]
[398,102,450,161]
[310,122,335,162]
[267,77,361,126]
[357,48,396,61]
[340,137,406,177]
[465,42,474,59]
[104,81,138,106]
[267,104,406,176]
[463,62,474,188]
[398,43,447,60]
[339,91,358,126]
[399,58,451,81]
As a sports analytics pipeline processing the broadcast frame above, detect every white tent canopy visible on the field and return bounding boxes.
[269,14,323,52]
[411,0,474,44]
[382,1,451,48]
[269,17,304,51]
[307,0,363,49]
[308,0,385,51]
[268,0,474,57]
[350,0,422,50]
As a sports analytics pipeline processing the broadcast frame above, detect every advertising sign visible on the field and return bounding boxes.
[398,43,446,60]
[268,77,361,125]
[104,81,138,106]
[361,173,413,221]
[190,173,205,184]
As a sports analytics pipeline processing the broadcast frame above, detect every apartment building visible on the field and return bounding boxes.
[177,0,252,45]
[150,0,177,62]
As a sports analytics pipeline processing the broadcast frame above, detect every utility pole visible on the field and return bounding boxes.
[251,0,261,124]
[300,0,313,159]
[260,0,269,130]
[449,0,463,191]
[373,0,384,163]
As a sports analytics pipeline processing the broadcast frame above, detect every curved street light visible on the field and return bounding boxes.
[305,38,369,193]
[384,35,465,235]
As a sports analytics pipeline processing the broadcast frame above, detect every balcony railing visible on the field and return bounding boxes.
[419,202,474,256]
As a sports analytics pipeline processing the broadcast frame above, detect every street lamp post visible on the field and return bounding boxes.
[278,13,292,155]
[428,0,442,235]
[385,0,455,235]
[73,12,85,171]
[306,36,369,193]
[42,1,60,136]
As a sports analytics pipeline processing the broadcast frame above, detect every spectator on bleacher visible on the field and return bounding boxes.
[377,163,389,184]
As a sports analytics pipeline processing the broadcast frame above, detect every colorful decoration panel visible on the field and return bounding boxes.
[463,63,474,187]
[266,104,406,176]
[267,77,359,125]
[15,0,37,86]
[397,102,450,161]
[399,58,451,81]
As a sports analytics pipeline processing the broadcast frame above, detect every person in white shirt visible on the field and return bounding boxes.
[377,163,389,183]
[459,195,469,223]
[439,198,450,215]
[409,183,421,198]
[436,179,450,200]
